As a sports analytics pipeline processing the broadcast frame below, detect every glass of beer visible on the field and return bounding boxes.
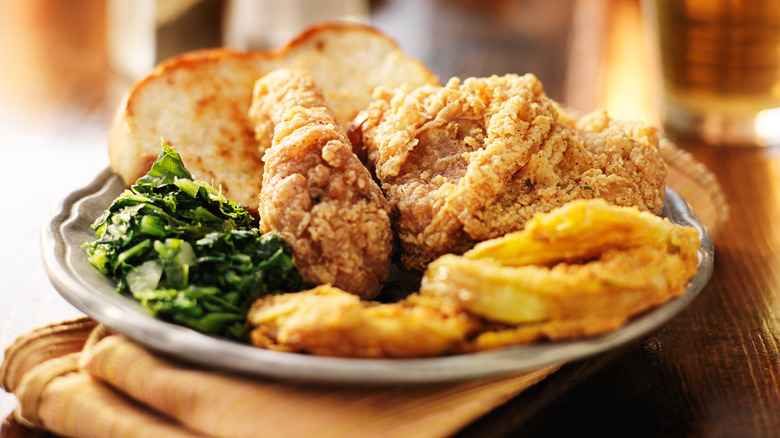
[642,0,780,147]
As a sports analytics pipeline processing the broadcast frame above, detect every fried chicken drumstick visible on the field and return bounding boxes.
[249,69,393,299]
[351,73,667,271]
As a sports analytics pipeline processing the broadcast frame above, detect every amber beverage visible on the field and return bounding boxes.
[643,0,780,146]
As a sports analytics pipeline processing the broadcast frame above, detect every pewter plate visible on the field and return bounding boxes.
[41,169,714,385]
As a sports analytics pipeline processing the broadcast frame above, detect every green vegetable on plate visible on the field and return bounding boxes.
[84,141,304,341]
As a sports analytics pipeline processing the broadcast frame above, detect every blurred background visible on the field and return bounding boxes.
[0,0,652,131]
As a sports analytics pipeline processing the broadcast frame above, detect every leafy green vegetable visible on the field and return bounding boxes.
[85,141,304,341]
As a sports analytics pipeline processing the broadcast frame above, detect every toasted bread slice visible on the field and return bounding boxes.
[109,23,439,215]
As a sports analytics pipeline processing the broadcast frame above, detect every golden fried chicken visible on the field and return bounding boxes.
[249,69,393,299]
[247,284,482,358]
[350,73,668,271]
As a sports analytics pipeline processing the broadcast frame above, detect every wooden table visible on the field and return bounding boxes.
[1,0,777,436]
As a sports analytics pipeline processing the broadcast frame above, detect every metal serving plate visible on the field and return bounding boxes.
[41,169,714,385]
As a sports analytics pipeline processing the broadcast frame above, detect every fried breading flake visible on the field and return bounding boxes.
[419,199,700,325]
[249,69,393,299]
[351,73,668,271]
[247,285,482,358]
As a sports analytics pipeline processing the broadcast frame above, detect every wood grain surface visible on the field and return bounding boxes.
[0,0,777,437]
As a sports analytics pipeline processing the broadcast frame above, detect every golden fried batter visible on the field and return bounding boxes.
[249,69,393,299]
[247,285,482,358]
[420,199,700,325]
[351,74,667,271]
[463,196,695,266]
[423,245,695,325]
[453,316,631,354]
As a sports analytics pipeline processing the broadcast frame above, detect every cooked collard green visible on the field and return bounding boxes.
[85,142,304,341]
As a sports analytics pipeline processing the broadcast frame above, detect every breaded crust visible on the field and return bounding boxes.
[352,73,667,270]
[250,69,393,299]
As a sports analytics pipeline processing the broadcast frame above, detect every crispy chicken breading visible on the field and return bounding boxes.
[249,69,393,299]
[350,73,668,271]
[247,285,482,358]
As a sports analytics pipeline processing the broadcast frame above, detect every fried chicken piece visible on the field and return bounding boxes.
[249,69,393,299]
[247,285,482,358]
[351,73,667,271]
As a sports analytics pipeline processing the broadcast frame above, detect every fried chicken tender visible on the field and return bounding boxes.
[247,285,482,358]
[249,69,393,299]
[351,73,668,271]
